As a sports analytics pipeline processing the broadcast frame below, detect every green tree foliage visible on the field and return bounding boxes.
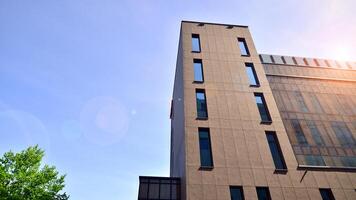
[0,145,69,200]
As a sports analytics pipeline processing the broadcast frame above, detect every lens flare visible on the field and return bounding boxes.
[80,96,129,146]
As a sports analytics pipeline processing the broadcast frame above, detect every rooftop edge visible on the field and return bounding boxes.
[181,20,248,28]
[260,54,356,70]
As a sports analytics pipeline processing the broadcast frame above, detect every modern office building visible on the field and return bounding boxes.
[138,21,356,200]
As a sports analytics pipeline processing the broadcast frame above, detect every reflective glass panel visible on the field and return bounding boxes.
[199,128,213,167]
[193,59,204,82]
[254,94,271,122]
[245,63,259,86]
[230,186,244,200]
[266,132,287,169]
[192,34,201,52]
[238,38,249,56]
[196,90,208,118]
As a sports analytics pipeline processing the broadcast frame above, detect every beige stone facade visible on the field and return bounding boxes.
[170,21,356,200]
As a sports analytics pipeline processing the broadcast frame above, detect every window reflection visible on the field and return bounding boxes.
[238,38,250,56]
[245,63,259,86]
[254,93,271,122]
[192,34,201,52]
[196,89,208,118]
[193,59,204,82]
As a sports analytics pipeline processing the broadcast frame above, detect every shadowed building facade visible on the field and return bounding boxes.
[138,21,356,200]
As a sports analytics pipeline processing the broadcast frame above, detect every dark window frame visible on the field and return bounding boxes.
[196,89,208,120]
[256,187,271,200]
[319,188,335,200]
[237,38,250,56]
[230,186,245,200]
[138,176,181,200]
[254,93,272,124]
[192,34,201,53]
[198,127,214,169]
[193,59,204,83]
[266,131,288,171]
[245,62,260,87]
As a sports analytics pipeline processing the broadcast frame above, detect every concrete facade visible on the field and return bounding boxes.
[169,21,356,200]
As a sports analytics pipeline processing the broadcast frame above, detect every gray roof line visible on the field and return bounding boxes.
[181,20,248,28]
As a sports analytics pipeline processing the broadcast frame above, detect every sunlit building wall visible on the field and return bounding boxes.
[138,21,356,200]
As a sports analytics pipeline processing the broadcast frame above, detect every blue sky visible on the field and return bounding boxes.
[0,0,355,199]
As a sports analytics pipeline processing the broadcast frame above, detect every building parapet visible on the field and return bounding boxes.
[260,54,356,71]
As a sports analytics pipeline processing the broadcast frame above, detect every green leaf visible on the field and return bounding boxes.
[0,146,69,200]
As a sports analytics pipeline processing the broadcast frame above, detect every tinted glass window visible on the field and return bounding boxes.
[199,128,213,167]
[138,183,148,199]
[256,187,271,200]
[306,121,324,146]
[196,90,208,118]
[309,93,324,113]
[340,156,356,167]
[148,183,159,199]
[192,34,201,52]
[305,155,325,166]
[238,38,249,56]
[266,132,287,169]
[291,119,308,145]
[331,121,355,147]
[319,189,335,200]
[159,184,170,199]
[171,184,180,200]
[245,63,259,86]
[294,91,309,112]
[138,177,180,200]
[230,186,244,200]
[254,93,271,122]
[193,59,204,82]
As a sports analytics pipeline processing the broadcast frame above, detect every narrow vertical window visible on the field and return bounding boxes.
[196,89,208,118]
[266,132,287,170]
[199,128,213,167]
[238,38,250,56]
[319,189,335,200]
[193,59,204,82]
[230,186,245,200]
[291,119,308,145]
[245,63,259,86]
[256,187,271,200]
[254,93,272,122]
[192,34,201,52]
